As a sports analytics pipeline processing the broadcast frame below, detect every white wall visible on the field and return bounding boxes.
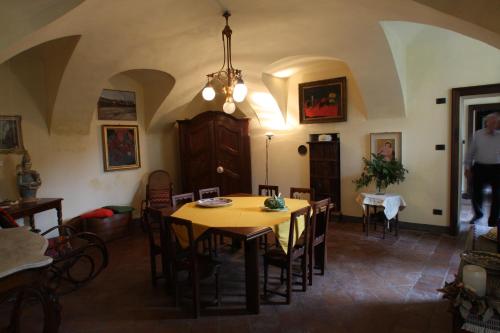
[1,22,499,232]
[0,61,156,232]
[249,24,500,227]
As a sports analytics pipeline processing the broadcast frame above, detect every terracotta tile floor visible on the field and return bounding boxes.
[0,222,462,332]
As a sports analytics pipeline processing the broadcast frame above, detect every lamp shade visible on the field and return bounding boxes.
[202,85,216,101]
[233,81,247,102]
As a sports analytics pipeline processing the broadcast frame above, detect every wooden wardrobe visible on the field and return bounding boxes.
[178,111,252,196]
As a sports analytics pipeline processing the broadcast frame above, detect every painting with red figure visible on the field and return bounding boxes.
[299,77,347,124]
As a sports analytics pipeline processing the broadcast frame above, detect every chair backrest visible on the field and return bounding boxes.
[146,170,173,209]
[258,185,279,197]
[145,208,163,248]
[290,187,315,200]
[310,198,331,244]
[288,206,311,258]
[172,192,195,210]
[199,187,220,199]
[163,216,197,271]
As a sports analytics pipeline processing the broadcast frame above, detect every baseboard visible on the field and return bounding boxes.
[339,215,450,234]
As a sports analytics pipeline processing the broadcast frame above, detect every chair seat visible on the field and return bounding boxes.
[176,254,221,279]
[263,243,305,266]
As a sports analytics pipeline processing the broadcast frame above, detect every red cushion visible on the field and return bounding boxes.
[0,208,19,228]
[80,208,114,219]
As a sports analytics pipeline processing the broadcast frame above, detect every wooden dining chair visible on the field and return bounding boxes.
[290,187,315,200]
[263,206,311,304]
[163,216,221,318]
[308,198,331,286]
[199,187,228,247]
[258,185,279,196]
[145,208,169,286]
[199,187,220,199]
[172,192,195,210]
[141,170,173,229]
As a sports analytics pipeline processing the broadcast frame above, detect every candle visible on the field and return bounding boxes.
[463,265,487,297]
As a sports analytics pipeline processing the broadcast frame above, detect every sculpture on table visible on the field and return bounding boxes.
[16,151,41,202]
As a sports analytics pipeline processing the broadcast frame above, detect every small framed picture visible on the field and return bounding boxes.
[0,115,25,154]
[102,125,141,171]
[299,77,347,124]
[98,89,137,121]
[370,132,402,161]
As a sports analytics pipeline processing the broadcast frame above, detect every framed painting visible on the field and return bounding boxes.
[0,115,25,154]
[370,132,402,161]
[102,125,141,171]
[299,77,347,124]
[98,89,137,120]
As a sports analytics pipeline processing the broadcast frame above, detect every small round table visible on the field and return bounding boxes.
[0,227,60,332]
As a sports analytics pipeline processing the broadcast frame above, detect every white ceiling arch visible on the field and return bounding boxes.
[0,0,499,134]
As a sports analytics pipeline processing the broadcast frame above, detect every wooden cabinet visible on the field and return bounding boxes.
[308,139,341,213]
[178,111,251,196]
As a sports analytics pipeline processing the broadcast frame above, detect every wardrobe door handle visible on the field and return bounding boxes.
[216,166,224,174]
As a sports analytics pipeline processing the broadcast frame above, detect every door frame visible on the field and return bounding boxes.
[450,83,500,235]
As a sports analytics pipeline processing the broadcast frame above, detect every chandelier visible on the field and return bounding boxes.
[202,11,247,114]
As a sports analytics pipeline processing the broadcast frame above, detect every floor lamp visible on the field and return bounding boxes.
[265,133,274,186]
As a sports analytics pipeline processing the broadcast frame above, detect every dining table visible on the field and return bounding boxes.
[160,194,310,314]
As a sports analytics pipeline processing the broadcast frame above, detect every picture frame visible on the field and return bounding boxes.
[102,125,141,171]
[97,89,137,121]
[299,77,347,124]
[370,132,402,161]
[0,115,25,154]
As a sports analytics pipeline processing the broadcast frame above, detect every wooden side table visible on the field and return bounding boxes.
[5,198,63,232]
[356,193,406,239]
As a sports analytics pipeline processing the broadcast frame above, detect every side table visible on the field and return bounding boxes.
[5,198,63,232]
[356,193,406,238]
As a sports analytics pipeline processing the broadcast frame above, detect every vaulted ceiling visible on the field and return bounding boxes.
[1,0,499,134]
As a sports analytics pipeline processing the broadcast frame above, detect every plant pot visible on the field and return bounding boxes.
[376,186,386,195]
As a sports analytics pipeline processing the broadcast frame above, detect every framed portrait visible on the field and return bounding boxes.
[0,115,25,154]
[299,77,347,124]
[98,89,137,121]
[370,132,402,161]
[102,125,141,171]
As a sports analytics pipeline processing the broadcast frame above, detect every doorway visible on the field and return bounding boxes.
[450,84,500,235]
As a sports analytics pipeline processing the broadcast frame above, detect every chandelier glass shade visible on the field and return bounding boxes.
[202,11,247,114]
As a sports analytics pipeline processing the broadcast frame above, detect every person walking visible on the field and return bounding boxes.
[464,112,500,226]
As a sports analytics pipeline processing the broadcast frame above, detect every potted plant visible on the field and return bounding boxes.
[353,154,408,194]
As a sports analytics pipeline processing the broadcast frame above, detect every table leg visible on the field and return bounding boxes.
[27,215,41,233]
[395,214,399,237]
[365,206,370,236]
[244,238,259,314]
[56,206,63,226]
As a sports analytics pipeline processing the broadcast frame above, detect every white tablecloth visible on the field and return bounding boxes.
[356,193,406,220]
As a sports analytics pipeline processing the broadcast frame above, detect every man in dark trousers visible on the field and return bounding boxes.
[465,112,500,226]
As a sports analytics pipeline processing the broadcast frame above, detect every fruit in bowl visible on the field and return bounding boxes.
[264,194,286,209]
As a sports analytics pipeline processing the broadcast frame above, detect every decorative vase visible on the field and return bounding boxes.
[376,182,386,195]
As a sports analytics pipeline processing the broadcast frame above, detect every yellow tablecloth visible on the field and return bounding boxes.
[171,196,310,253]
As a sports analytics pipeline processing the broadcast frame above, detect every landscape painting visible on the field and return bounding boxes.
[98,89,137,120]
